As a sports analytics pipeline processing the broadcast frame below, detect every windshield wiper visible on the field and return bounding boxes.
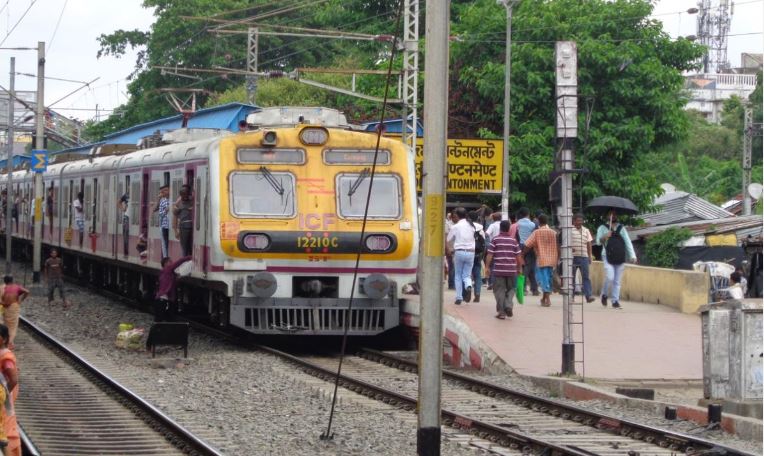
[347,168,371,197]
[259,166,284,196]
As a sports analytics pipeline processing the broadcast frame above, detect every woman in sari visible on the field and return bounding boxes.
[0,277,28,350]
[0,324,19,456]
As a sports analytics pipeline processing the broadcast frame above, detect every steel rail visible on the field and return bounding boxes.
[359,348,758,456]
[255,344,593,456]
[19,316,224,456]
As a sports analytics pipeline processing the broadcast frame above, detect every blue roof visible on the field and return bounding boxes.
[0,155,30,169]
[53,102,258,156]
[102,102,257,145]
[361,117,424,136]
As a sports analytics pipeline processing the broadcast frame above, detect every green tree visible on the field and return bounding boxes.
[644,227,693,268]
[87,0,403,139]
[450,0,705,210]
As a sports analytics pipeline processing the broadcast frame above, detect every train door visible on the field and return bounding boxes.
[194,165,208,271]
[148,170,168,263]
[186,167,195,258]
[140,172,149,259]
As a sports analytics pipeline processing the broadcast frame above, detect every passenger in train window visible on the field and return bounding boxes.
[44,249,68,308]
[152,185,170,257]
[0,323,19,456]
[46,187,54,235]
[119,193,129,257]
[73,192,84,247]
[173,185,194,257]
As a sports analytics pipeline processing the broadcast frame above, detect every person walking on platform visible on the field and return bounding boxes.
[467,211,486,303]
[484,212,502,290]
[154,255,192,321]
[516,208,539,296]
[445,212,456,290]
[446,207,476,305]
[0,324,19,456]
[519,214,558,307]
[596,209,637,309]
[572,213,596,303]
[485,220,521,319]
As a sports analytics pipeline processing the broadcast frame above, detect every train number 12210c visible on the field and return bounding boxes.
[297,234,339,249]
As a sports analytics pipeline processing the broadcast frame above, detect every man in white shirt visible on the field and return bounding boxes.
[446,207,476,304]
[727,271,745,300]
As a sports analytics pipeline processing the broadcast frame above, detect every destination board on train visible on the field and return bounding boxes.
[413,139,504,194]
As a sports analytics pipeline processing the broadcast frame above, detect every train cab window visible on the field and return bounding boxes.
[229,171,295,217]
[336,173,401,219]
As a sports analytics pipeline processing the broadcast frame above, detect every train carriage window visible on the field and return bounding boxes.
[195,176,201,231]
[62,183,70,221]
[336,173,401,219]
[84,184,92,221]
[101,176,110,224]
[130,180,141,225]
[92,178,99,231]
[229,171,295,217]
[149,180,160,227]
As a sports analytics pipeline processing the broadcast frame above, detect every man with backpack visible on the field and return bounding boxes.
[446,207,480,305]
[596,209,637,309]
[467,211,487,302]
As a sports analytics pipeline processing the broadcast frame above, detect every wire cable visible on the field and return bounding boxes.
[0,0,37,47]
[320,0,404,441]
[47,0,68,53]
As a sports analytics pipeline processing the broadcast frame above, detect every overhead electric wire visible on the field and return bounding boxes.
[0,0,37,47]
[320,0,404,441]
[47,0,68,53]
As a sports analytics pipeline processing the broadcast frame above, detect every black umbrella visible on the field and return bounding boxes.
[586,196,639,215]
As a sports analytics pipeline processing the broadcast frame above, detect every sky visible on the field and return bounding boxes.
[0,0,762,124]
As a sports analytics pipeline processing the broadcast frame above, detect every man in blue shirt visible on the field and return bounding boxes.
[515,207,539,296]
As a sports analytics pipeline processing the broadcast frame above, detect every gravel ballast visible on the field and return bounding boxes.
[18,282,482,455]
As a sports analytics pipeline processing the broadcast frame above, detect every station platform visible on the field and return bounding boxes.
[415,287,703,380]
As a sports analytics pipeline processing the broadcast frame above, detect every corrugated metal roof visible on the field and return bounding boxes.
[629,215,763,242]
[52,103,257,156]
[641,191,734,226]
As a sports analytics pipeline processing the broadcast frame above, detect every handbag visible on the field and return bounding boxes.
[516,274,525,304]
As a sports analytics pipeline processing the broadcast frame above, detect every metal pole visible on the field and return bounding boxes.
[499,0,518,220]
[32,41,44,283]
[5,57,14,274]
[417,0,449,453]
[555,42,577,375]
[247,27,258,105]
[742,104,752,216]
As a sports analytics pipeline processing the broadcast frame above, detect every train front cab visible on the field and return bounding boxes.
[215,120,419,336]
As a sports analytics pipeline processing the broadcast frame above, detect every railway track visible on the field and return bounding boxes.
[256,345,756,456]
[14,317,223,456]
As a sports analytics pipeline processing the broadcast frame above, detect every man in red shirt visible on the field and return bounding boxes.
[484,220,521,319]
[154,256,191,321]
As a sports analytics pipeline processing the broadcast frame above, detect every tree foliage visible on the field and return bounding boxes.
[644,227,693,268]
[450,0,705,210]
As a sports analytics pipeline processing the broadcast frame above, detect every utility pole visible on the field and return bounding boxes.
[5,57,14,274]
[498,0,518,220]
[32,41,45,283]
[742,103,753,215]
[555,41,577,375]
[247,27,258,105]
[401,0,419,151]
[417,0,449,454]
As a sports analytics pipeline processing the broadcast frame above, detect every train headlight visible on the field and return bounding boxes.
[261,130,278,146]
[364,234,392,252]
[241,233,270,251]
[247,272,277,298]
[362,273,390,300]
[299,127,328,146]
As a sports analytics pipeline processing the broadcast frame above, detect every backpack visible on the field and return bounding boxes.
[605,225,627,265]
[469,221,486,256]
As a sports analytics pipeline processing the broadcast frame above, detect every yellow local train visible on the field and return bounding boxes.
[4,107,419,336]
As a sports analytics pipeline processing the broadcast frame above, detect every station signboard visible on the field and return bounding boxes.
[413,138,504,194]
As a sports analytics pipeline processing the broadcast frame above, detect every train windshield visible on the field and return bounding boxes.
[336,173,401,219]
[230,171,295,217]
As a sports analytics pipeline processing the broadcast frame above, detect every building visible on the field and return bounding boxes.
[684,53,761,123]
[641,188,734,226]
